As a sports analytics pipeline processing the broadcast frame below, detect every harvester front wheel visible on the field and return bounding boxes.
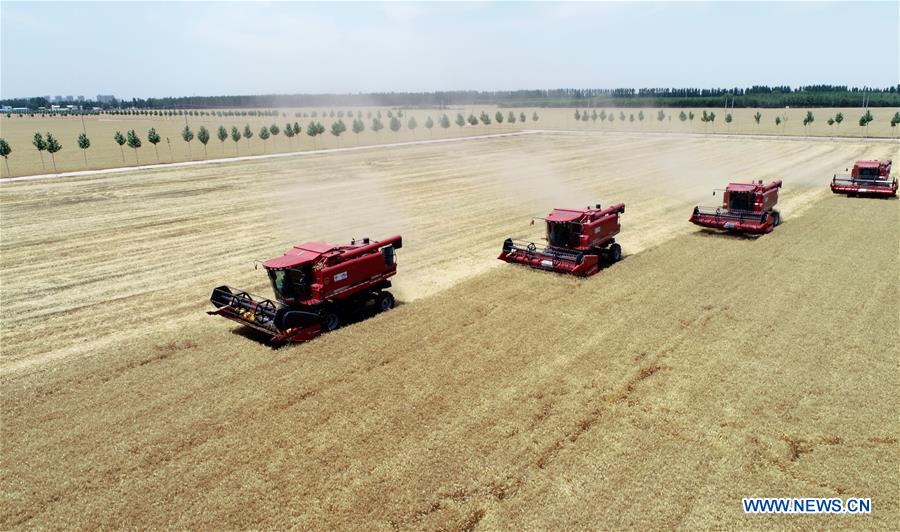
[321,310,341,332]
[608,243,622,263]
[376,292,395,312]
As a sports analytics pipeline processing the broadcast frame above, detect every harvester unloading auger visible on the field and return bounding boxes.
[690,180,783,234]
[499,203,625,276]
[209,235,402,343]
[831,160,896,198]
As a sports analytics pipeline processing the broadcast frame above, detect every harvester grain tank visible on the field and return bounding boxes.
[830,160,896,198]
[499,203,625,276]
[209,235,402,343]
[690,180,783,234]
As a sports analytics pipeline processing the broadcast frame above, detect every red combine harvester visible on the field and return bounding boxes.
[499,203,625,276]
[830,160,896,198]
[209,235,402,343]
[690,180,783,234]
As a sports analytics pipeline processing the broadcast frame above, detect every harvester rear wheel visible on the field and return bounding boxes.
[772,211,781,226]
[376,292,395,312]
[608,243,622,263]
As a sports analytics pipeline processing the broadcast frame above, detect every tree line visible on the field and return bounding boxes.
[3,84,898,111]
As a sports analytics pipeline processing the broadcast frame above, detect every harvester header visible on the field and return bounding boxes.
[831,160,896,198]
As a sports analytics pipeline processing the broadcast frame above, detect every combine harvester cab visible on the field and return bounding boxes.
[209,235,402,344]
[690,180,782,234]
[499,203,625,277]
[831,160,896,198]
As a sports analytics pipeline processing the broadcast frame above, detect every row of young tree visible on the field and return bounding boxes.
[7,107,514,120]
[0,111,541,172]
[571,108,899,135]
[4,109,899,176]
[6,108,361,119]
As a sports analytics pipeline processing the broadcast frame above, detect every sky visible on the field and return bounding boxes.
[1,1,898,100]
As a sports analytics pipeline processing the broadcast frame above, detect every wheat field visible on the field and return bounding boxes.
[1,106,897,177]
[1,131,897,528]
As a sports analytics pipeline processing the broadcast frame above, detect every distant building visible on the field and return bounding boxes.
[66,95,73,101]
[12,107,30,113]
[1,105,11,112]
[77,95,85,102]
[96,94,116,103]
[53,95,63,103]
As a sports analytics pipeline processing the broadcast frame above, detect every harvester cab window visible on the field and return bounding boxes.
[728,191,753,212]
[267,268,309,300]
[269,269,289,298]
[857,167,879,178]
[547,222,573,248]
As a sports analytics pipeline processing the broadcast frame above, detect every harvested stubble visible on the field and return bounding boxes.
[1,134,897,529]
